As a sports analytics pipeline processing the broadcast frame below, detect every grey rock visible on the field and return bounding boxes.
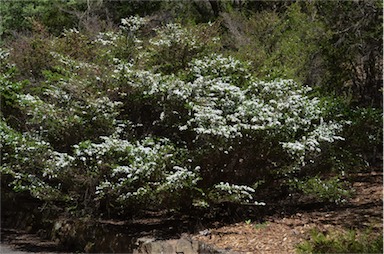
[134,237,199,254]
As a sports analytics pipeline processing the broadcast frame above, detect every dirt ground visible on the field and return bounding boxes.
[192,170,383,253]
[0,228,67,253]
[1,169,382,253]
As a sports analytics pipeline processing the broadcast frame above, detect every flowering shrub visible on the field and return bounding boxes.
[1,16,360,219]
[209,182,257,204]
[16,86,121,151]
[106,48,349,203]
[187,53,251,86]
[120,16,148,34]
[0,48,13,72]
[92,137,200,209]
[0,120,64,200]
[60,135,200,212]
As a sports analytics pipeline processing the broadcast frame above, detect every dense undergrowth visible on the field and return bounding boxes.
[1,0,382,224]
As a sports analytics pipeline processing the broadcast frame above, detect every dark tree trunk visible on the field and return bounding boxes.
[209,0,220,17]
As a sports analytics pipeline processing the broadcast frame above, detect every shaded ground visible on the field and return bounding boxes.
[193,169,383,253]
[1,169,382,253]
[0,228,67,253]
[0,244,32,254]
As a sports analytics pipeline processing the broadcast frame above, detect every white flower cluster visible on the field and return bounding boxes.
[1,121,28,164]
[0,48,11,70]
[88,97,122,121]
[94,31,119,46]
[281,121,345,163]
[43,151,74,179]
[50,51,99,72]
[17,75,122,136]
[43,86,71,103]
[189,53,251,83]
[121,16,148,33]
[213,182,256,203]
[62,28,79,36]
[149,23,198,48]
[112,60,163,90]
[176,77,324,141]
[0,48,10,60]
[0,120,65,199]
[18,93,57,122]
[73,136,131,164]
[159,165,200,192]
[111,54,343,158]
[70,135,197,203]
[0,48,14,76]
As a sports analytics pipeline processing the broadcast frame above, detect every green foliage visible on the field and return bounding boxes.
[297,228,383,253]
[0,56,23,108]
[254,221,269,230]
[67,136,200,213]
[145,22,221,74]
[1,2,382,219]
[0,0,81,38]
[260,3,327,82]
[315,0,383,107]
[342,107,383,164]
[222,2,328,84]
[289,176,350,204]
[302,96,383,173]
[0,120,63,201]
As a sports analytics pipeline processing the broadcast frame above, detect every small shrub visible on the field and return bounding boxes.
[8,29,55,79]
[289,176,351,204]
[297,228,383,253]
[145,22,220,74]
[342,107,383,165]
[54,28,96,62]
[254,221,269,230]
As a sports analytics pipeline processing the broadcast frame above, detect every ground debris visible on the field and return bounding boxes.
[192,170,383,253]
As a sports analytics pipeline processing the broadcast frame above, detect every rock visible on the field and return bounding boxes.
[199,229,211,236]
[134,237,199,254]
[176,238,199,253]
